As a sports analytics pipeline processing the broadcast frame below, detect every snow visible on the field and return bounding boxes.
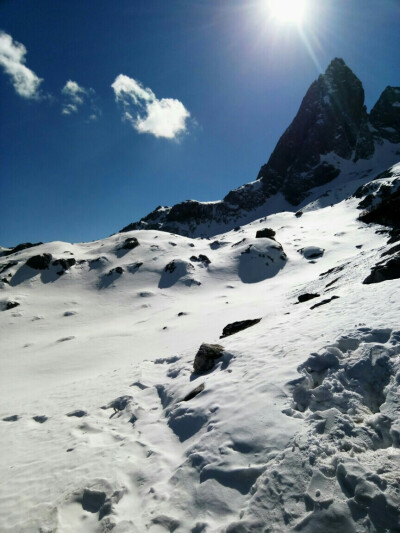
[1,169,400,531]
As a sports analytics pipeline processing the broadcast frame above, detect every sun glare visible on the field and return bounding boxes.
[268,0,308,25]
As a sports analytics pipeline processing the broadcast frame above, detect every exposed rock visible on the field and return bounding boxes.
[52,258,76,270]
[310,295,340,309]
[220,318,262,338]
[370,86,400,144]
[81,489,106,513]
[32,415,48,423]
[256,228,276,239]
[0,261,17,274]
[66,410,87,418]
[363,254,400,284]
[193,343,224,373]
[182,383,205,402]
[164,261,177,273]
[2,415,19,422]
[3,242,42,257]
[298,293,320,303]
[107,266,124,276]
[190,254,211,265]
[119,237,139,250]
[105,395,132,411]
[26,253,52,270]
[6,301,20,310]
[299,246,325,259]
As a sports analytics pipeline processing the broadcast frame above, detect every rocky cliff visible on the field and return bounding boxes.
[120,59,400,237]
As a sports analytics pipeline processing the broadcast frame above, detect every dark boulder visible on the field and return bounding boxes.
[298,293,320,303]
[220,318,262,338]
[256,228,276,239]
[81,489,106,513]
[193,343,224,373]
[26,253,52,270]
[164,261,176,273]
[6,301,20,310]
[2,415,19,422]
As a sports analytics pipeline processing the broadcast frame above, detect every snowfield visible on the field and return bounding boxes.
[1,167,400,532]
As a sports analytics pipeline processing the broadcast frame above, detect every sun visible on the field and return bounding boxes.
[268,0,308,25]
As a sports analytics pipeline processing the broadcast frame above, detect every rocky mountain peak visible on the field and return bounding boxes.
[257,58,366,203]
[120,60,400,237]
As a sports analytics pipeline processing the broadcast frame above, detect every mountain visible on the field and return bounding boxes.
[121,59,400,238]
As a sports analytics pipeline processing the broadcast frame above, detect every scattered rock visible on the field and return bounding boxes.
[32,415,48,423]
[66,410,87,418]
[129,414,137,425]
[178,312,187,317]
[119,237,139,250]
[6,301,20,310]
[295,211,303,218]
[298,293,320,303]
[256,228,276,239]
[193,343,224,373]
[310,295,340,309]
[220,318,262,338]
[182,383,205,402]
[26,253,52,270]
[2,415,19,422]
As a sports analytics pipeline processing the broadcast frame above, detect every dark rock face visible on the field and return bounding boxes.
[2,242,42,257]
[193,343,224,373]
[258,58,365,204]
[363,254,400,284]
[256,228,276,239]
[220,318,262,338]
[119,60,399,238]
[370,86,400,144]
[26,254,52,270]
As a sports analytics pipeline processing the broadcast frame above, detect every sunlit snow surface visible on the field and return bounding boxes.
[1,173,400,531]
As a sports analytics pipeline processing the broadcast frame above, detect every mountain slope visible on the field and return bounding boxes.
[1,163,400,532]
[120,60,400,238]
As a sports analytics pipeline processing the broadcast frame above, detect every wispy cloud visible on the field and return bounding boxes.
[111,74,190,140]
[61,80,101,120]
[0,31,43,99]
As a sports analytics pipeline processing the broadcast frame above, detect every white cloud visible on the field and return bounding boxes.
[111,74,190,140]
[0,31,43,99]
[61,80,101,119]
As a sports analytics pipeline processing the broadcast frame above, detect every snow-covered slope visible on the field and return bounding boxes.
[1,164,400,532]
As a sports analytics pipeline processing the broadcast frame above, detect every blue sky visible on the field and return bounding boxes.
[1,0,399,247]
